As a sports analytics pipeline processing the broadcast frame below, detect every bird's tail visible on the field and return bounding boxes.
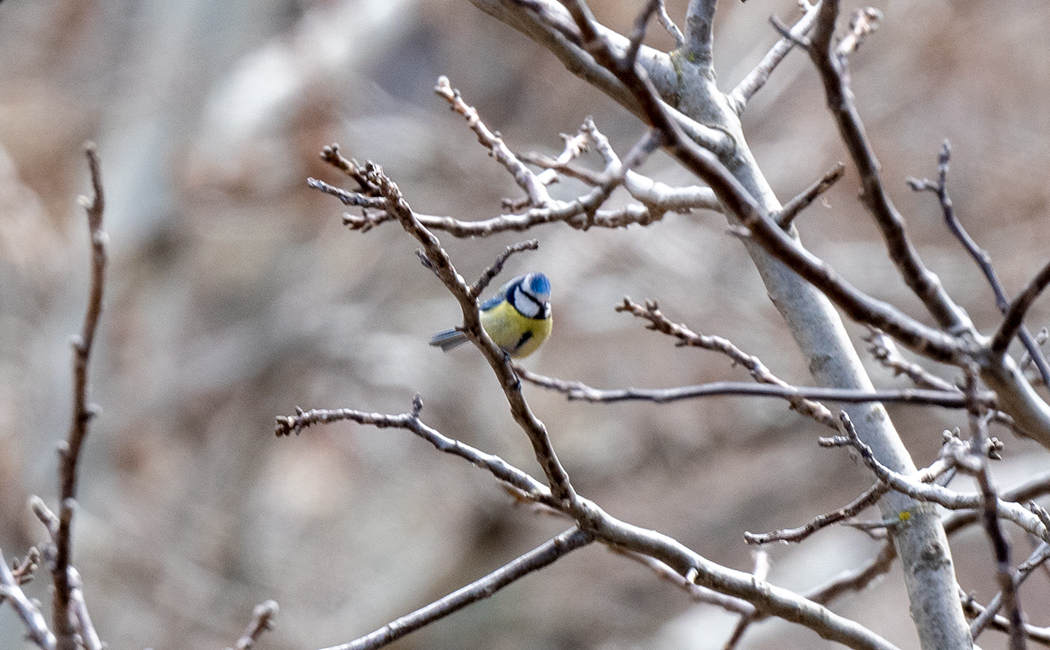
[429,329,470,352]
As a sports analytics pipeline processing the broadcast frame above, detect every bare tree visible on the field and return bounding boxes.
[5,2,1050,650]
[279,1,1050,649]
[0,146,279,650]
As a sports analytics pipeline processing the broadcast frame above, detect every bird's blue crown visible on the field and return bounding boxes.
[527,273,551,297]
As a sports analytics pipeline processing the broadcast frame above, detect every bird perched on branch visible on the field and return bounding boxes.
[430,273,552,359]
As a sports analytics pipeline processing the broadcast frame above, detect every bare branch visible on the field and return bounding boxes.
[963,592,1050,645]
[518,366,991,410]
[469,240,539,299]
[558,0,966,363]
[776,162,845,229]
[520,150,605,186]
[324,113,690,238]
[308,177,388,210]
[24,499,101,650]
[275,400,558,508]
[319,144,380,193]
[721,550,771,650]
[616,297,837,426]
[835,7,882,57]
[0,546,56,650]
[805,541,896,606]
[728,1,822,114]
[908,140,1050,388]
[744,481,889,545]
[54,143,108,650]
[282,398,900,649]
[9,547,41,588]
[279,396,902,649]
[624,0,663,71]
[468,0,732,151]
[970,542,1049,644]
[831,413,1049,541]
[622,173,720,213]
[962,374,1025,649]
[942,472,1050,535]
[436,76,552,207]
[521,126,594,186]
[66,567,102,650]
[654,0,684,48]
[992,258,1050,356]
[321,529,593,650]
[608,548,755,616]
[1020,328,1050,378]
[809,3,971,334]
[866,329,957,392]
[228,600,280,650]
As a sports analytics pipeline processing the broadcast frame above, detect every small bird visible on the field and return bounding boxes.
[430,273,553,359]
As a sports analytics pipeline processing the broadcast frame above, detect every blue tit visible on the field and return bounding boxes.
[430,273,552,359]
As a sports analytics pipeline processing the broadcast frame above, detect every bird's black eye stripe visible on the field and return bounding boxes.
[512,286,546,319]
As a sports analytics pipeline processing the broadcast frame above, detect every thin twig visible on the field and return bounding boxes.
[0,546,56,650]
[805,540,896,606]
[962,369,1025,650]
[728,1,821,114]
[518,366,993,409]
[624,0,662,73]
[470,240,540,299]
[744,482,889,545]
[228,600,280,650]
[322,528,593,650]
[1020,328,1050,373]
[828,413,1049,541]
[319,144,380,193]
[963,591,1050,645]
[436,75,552,207]
[53,143,107,650]
[276,398,558,508]
[835,7,881,57]
[66,567,102,650]
[992,258,1050,356]
[617,297,835,427]
[520,125,595,186]
[776,162,845,229]
[654,0,684,47]
[28,499,102,650]
[908,140,1050,388]
[518,150,605,186]
[809,2,971,334]
[866,329,957,392]
[613,549,756,616]
[307,177,388,210]
[970,542,1050,644]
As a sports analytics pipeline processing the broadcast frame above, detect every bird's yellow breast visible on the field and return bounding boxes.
[479,299,552,358]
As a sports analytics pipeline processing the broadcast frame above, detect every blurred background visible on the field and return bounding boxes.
[1,0,1049,648]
